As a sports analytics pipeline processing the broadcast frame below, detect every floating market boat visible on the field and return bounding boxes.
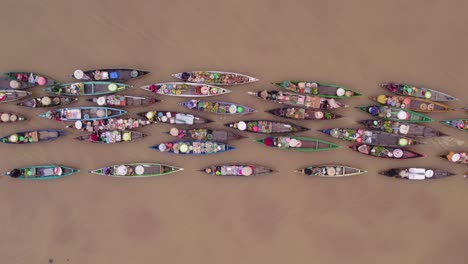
[349,144,424,159]
[254,136,339,152]
[381,83,457,101]
[441,151,467,164]
[357,105,433,123]
[440,119,467,132]
[0,112,26,123]
[0,129,66,144]
[274,81,361,98]
[87,95,158,107]
[321,128,420,147]
[202,164,273,176]
[152,140,235,155]
[137,111,211,125]
[380,168,455,180]
[1,72,58,89]
[267,107,341,120]
[66,118,153,132]
[358,119,446,137]
[179,100,256,115]
[226,120,308,134]
[74,130,146,144]
[168,127,244,142]
[172,71,258,85]
[371,94,452,112]
[72,68,149,82]
[17,96,77,108]
[0,90,30,103]
[141,82,230,97]
[90,163,182,177]
[2,165,79,180]
[39,107,126,122]
[44,82,131,96]
[248,90,348,109]
[296,165,367,177]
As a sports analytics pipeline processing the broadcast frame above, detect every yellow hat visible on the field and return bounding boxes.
[377,95,387,104]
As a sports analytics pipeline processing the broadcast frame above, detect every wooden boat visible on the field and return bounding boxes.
[202,164,273,176]
[17,96,77,108]
[274,81,361,98]
[321,128,420,147]
[141,82,230,97]
[39,107,127,122]
[358,119,446,137]
[137,111,211,125]
[0,129,66,144]
[1,72,58,89]
[0,90,30,103]
[74,130,146,144]
[1,112,26,123]
[72,68,149,82]
[357,105,433,123]
[168,127,244,142]
[226,120,308,134]
[87,95,158,107]
[66,118,153,132]
[371,95,452,112]
[381,82,457,101]
[296,165,367,177]
[380,168,455,180]
[90,163,182,177]
[267,107,341,120]
[44,82,131,96]
[248,90,348,109]
[254,136,339,152]
[179,100,256,115]
[349,144,424,159]
[172,71,258,85]
[2,165,79,180]
[440,151,467,164]
[152,140,235,155]
[440,119,467,132]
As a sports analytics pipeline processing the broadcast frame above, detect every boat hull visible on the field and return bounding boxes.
[297,165,366,177]
[357,105,433,123]
[0,112,26,123]
[44,82,131,96]
[0,90,31,103]
[142,82,230,97]
[172,71,258,85]
[168,127,244,142]
[137,111,212,125]
[350,144,423,159]
[255,136,339,151]
[75,130,146,144]
[0,129,66,144]
[152,140,235,155]
[202,164,273,176]
[72,68,149,82]
[226,120,308,134]
[17,96,77,108]
[275,81,361,98]
[381,83,457,101]
[180,100,256,115]
[2,165,79,180]
[249,90,348,109]
[267,107,341,120]
[358,119,446,137]
[380,168,454,180]
[39,107,127,122]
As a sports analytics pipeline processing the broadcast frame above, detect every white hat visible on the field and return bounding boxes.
[158,144,167,151]
[241,166,253,176]
[237,121,247,131]
[336,88,345,96]
[451,153,461,162]
[96,109,106,118]
[393,149,404,158]
[135,165,145,175]
[41,96,52,106]
[74,69,84,79]
[425,170,434,178]
[9,80,21,89]
[169,128,179,137]
[229,104,237,114]
[399,124,409,134]
[1,113,10,122]
[75,120,82,129]
[397,110,408,120]
[116,165,127,176]
[97,97,106,106]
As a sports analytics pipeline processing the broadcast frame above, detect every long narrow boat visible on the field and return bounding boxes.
[1,112,26,123]
[440,151,467,164]
[44,82,131,96]
[202,164,273,176]
[179,100,256,115]
[380,83,457,101]
[17,96,77,108]
[274,81,361,98]
[152,140,235,155]
[0,129,66,144]
[0,90,30,103]
[39,107,127,122]
[440,119,467,132]
[168,127,244,142]
[2,165,79,180]
[296,165,367,177]
[141,82,230,97]
[137,111,211,125]
[226,120,308,134]
[172,71,258,85]
[74,130,146,144]
[87,95,158,107]
[358,119,446,137]
[349,144,424,159]
[72,68,149,82]
[321,128,420,147]
[90,163,182,177]
[380,168,455,180]
[357,105,433,123]
[66,118,154,132]
[248,90,348,109]
[267,107,342,120]
[2,72,58,89]
[254,136,339,152]
[371,94,452,112]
